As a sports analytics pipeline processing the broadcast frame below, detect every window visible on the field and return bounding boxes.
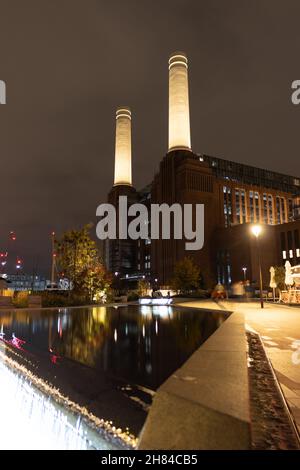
[276,196,281,224]
[288,199,294,222]
[235,189,240,222]
[235,188,247,223]
[249,191,254,223]
[281,198,286,223]
[241,190,246,223]
[223,186,232,227]
[268,195,273,224]
[255,192,260,222]
[263,194,268,223]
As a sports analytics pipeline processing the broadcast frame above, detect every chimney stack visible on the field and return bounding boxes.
[168,52,191,152]
[114,107,132,186]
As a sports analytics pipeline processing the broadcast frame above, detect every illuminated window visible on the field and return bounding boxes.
[281,198,286,223]
[255,192,260,222]
[241,190,246,223]
[223,186,232,227]
[235,189,240,222]
[249,191,254,223]
[276,196,281,224]
[263,194,268,223]
[288,199,294,221]
[282,250,287,259]
[268,195,273,224]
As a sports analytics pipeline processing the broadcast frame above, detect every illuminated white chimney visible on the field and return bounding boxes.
[168,52,191,152]
[113,107,132,186]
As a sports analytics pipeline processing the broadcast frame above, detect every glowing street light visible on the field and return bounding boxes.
[242,266,247,281]
[250,224,264,308]
[0,252,8,274]
[251,224,262,238]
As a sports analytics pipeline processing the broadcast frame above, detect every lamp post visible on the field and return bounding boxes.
[242,266,247,282]
[51,232,56,288]
[251,224,264,309]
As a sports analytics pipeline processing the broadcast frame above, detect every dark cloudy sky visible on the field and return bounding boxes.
[0,0,299,276]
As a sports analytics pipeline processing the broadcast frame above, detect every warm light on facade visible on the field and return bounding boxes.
[168,52,191,152]
[113,107,132,186]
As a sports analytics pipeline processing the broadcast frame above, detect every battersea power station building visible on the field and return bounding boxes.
[105,52,300,290]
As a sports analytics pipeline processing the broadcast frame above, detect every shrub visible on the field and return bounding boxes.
[41,291,90,308]
[12,291,29,308]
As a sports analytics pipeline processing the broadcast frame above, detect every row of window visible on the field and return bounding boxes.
[203,154,300,194]
[223,186,293,227]
[282,249,300,260]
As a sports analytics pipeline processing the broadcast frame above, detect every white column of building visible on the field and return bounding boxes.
[114,107,132,186]
[168,52,191,152]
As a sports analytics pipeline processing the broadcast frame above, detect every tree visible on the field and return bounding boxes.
[170,256,200,294]
[55,224,111,300]
[137,279,149,297]
[274,265,286,293]
[77,261,112,302]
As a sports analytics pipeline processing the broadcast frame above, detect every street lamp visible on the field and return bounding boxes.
[251,224,264,308]
[51,231,56,288]
[242,266,247,282]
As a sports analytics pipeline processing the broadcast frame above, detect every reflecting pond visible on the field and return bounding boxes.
[0,304,229,390]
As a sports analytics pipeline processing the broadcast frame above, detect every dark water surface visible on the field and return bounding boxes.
[0,304,229,435]
[0,304,229,390]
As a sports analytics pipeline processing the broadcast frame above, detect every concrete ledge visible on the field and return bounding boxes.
[138,312,251,450]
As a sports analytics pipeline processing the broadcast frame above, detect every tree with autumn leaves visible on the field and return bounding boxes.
[55,224,111,302]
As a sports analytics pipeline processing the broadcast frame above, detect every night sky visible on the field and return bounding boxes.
[0,0,300,276]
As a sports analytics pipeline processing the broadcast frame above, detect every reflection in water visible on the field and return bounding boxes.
[0,359,119,450]
[0,305,228,390]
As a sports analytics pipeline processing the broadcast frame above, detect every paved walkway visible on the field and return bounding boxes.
[177,299,300,434]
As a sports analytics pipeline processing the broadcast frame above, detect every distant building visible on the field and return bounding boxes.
[6,274,47,291]
[0,277,8,295]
